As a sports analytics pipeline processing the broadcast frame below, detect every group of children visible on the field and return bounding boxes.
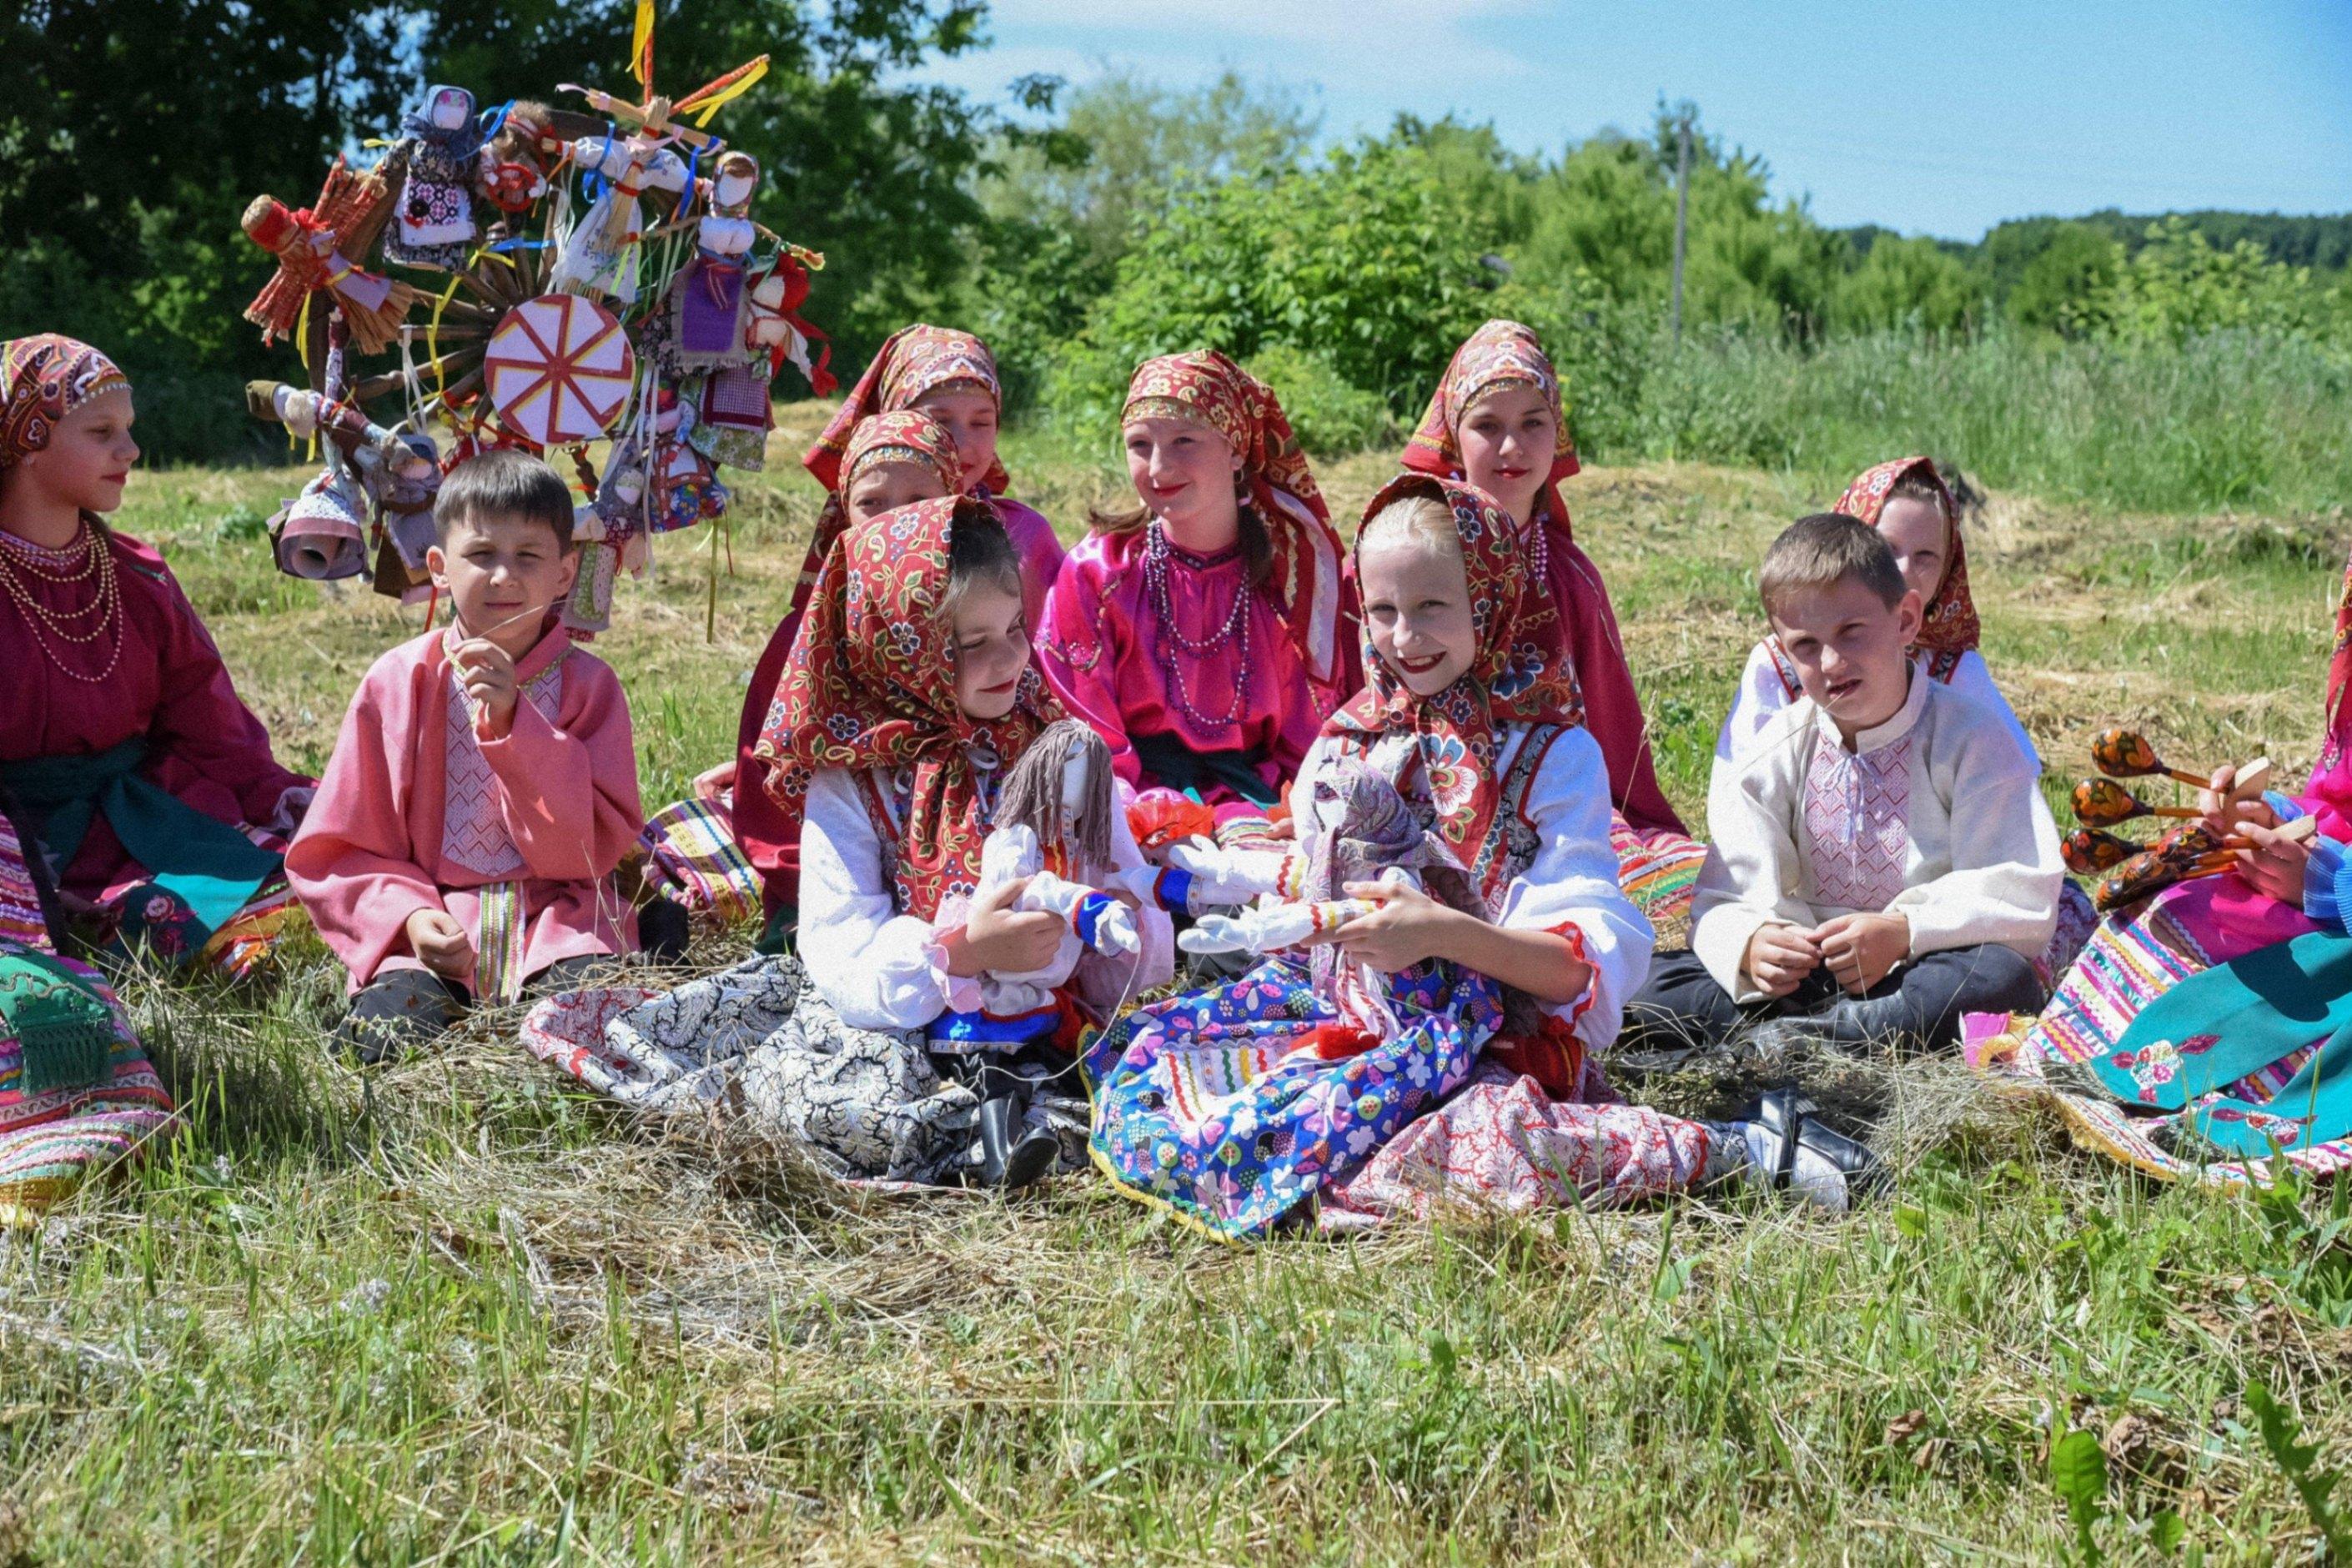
[1,316,2339,1234]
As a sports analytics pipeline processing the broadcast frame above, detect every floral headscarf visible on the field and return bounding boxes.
[1401,319,1581,543]
[755,496,1063,920]
[783,410,971,657]
[1836,455,1978,658]
[1,336,128,472]
[1325,474,1584,870]
[838,409,964,497]
[1121,350,1349,688]
[803,324,1009,497]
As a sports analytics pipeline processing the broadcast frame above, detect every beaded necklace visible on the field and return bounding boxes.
[1142,519,1250,731]
[0,520,125,684]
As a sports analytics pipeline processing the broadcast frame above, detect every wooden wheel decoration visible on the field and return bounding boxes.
[481,294,636,448]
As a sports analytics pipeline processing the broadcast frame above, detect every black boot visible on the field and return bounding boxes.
[977,1093,1058,1190]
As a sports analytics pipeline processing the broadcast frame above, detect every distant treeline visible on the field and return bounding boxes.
[4,3,2346,489]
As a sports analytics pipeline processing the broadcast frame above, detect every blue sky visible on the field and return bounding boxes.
[925,0,2352,240]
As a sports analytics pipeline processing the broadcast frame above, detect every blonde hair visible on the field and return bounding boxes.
[1357,494,1463,563]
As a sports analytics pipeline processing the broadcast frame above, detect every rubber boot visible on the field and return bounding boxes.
[977,1093,1058,1190]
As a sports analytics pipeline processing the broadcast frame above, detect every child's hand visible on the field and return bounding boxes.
[1334,877,1460,973]
[2199,763,2276,836]
[1813,912,1910,996]
[405,907,475,980]
[948,876,1066,977]
[1744,924,1821,998]
[2231,819,2313,904]
[452,638,520,736]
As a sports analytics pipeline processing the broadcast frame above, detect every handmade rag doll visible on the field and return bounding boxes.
[550,133,689,304]
[565,450,651,636]
[475,99,557,230]
[239,162,415,354]
[667,151,761,373]
[952,721,1141,1020]
[382,85,486,272]
[1179,758,1485,1043]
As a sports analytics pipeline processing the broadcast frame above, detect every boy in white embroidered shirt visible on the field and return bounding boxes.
[1623,513,2061,1059]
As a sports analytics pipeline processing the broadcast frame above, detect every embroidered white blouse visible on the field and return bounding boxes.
[798,759,1175,1033]
[1690,667,2063,1003]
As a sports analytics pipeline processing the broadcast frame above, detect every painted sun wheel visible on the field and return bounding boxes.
[481,294,636,448]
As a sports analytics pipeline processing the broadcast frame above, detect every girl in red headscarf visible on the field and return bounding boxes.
[730,409,967,943]
[731,326,1065,946]
[1088,474,1872,1239]
[1716,456,2036,767]
[759,496,1171,1185]
[1403,319,1704,923]
[1037,351,1355,807]
[0,335,312,974]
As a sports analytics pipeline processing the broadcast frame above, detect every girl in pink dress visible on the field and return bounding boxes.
[1403,319,1704,922]
[0,335,312,974]
[1038,351,1355,807]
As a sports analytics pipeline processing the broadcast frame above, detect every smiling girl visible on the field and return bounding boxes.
[1038,351,1354,805]
[1402,320,1703,922]
[760,496,1170,1185]
[732,410,968,942]
[0,335,314,973]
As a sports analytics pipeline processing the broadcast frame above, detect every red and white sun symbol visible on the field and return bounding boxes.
[482,294,636,449]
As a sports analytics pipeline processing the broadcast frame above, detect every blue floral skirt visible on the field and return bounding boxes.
[1085,959,1501,1239]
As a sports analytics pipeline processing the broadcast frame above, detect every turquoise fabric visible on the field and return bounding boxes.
[2107,929,2352,1156]
[1,739,280,939]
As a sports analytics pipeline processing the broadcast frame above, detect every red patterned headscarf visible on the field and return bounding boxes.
[1,335,128,472]
[1326,474,1584,866]
[756,496,1063,920]
[1836,455,1979,658]
[1121,350,1349,688]
[839,410,964,498]
[804,324,1008,496]
[1401,319,1581,543]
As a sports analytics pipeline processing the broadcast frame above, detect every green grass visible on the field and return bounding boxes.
[5,425,2351,1564]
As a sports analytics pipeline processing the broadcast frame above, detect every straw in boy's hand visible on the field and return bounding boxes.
[450,636,520,735]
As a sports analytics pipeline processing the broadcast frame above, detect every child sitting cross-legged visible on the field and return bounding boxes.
[288,451,650,1062]
[1091,478,1884,1238]
[1623,513,2061,1063]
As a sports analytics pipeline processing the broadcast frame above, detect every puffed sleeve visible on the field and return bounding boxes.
[1713,639,1796,766]
[1488,726,1656,1046]
[1035,549,1140,788]
[797,768,954,1031]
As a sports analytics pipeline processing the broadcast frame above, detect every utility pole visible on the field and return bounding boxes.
[1671,112,1691,347]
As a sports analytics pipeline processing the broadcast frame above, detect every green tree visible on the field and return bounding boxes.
[1835,234,1985,336]
[2008,223,2123,338]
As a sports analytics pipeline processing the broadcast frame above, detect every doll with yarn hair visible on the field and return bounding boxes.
[949,720,1141,1023]
[1180,758,1487,1039]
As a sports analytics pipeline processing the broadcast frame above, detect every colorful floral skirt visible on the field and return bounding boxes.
[0,943,174,1224]
[1085,960,1498,1240]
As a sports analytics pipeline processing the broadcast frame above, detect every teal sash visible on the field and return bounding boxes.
[0,739,281,940]
[2106,929,2352,1157]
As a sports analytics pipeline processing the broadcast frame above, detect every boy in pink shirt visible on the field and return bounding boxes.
[289,452,647,1060]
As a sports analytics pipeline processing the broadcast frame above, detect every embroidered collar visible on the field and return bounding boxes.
[1816,663,1926,757]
